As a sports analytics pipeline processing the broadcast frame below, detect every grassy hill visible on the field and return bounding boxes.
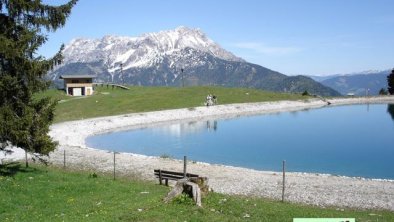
[1,163,392,222]
[42,85,307,123]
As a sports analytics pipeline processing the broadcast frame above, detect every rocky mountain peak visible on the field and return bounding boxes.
[60,26,243,73]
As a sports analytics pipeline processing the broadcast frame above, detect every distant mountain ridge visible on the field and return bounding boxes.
[60,26,243,72]
[48,26,339,96]
[310,70,390,95]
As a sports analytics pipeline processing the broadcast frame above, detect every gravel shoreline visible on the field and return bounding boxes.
[3,96,394,210]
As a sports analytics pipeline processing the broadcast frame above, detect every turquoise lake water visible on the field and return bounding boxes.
[86,104,394,179]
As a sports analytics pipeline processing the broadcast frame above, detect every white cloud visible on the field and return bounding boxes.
[233,42,302,56]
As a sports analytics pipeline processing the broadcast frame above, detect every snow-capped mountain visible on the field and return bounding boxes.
[48,26,339,96]
[60,26,242,74]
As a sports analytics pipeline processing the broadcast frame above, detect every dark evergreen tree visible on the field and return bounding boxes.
[379,88,387,95]
[388,69,394,95]
[0,0,77,161]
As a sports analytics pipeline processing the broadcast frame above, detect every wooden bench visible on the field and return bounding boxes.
[154,169,199,186]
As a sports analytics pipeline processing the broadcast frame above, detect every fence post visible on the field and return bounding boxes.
[113,151,116,180]
[282,160,286,202]
[63,150,66,169]
[25,151,28,168]
[183,155,187,178]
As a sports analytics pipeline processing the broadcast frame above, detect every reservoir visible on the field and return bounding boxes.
[86,104,394,179]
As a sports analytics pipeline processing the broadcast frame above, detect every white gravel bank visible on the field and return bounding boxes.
[3,96,394,211]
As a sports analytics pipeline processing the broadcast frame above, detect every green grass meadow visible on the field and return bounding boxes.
[46,85,306,122]
[1,163,392,222]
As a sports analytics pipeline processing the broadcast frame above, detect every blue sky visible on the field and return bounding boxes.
[40,0,394,76]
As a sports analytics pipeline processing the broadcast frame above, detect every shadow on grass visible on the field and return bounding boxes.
[0,162,37,177]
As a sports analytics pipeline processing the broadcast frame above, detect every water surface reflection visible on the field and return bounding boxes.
[87,104,394,179]
[387,104,394,121]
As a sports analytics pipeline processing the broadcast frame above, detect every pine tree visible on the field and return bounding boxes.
[379,88,387,95]
[388,69,394,95]
[0,0,78,161]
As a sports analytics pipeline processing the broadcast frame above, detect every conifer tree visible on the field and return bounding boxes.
[0,0,78,160]
[379,88,387,95]
[388,69,394,95]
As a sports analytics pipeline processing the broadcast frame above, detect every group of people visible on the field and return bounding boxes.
[205,94,217,106]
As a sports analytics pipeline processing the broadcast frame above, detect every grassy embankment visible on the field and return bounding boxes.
[1,163,392,222]
[39,85,307,123]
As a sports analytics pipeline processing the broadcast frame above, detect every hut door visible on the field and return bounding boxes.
[73,88,82,96]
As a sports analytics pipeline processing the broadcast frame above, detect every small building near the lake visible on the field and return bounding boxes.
[60,75,95,96]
